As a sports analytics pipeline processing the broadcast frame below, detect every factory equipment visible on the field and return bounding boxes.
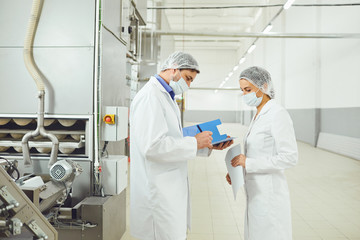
[0,160,58,240]
[0,0,147,239]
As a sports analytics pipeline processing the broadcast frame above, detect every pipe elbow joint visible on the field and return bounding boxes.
[22,132,35,166]
[22,142,32,166]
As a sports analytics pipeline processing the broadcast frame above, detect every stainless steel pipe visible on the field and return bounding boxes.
[155,31,360,39]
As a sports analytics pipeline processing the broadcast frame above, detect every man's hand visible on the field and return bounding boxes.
[226,173,231,185]
[211,136,234,150]
[195,131,213,149]
[231,154,246,167]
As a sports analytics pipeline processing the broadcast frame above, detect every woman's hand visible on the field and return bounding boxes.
[231,154,246,167]
[225,173,232,185]
[211,136,234,150]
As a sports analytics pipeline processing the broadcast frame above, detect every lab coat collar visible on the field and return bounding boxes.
[245,99,275,146]
[150,76,168,93]
[258,99,275,116]
[150,76,182,128]
[150,76,178,106]
[154,74,175,100]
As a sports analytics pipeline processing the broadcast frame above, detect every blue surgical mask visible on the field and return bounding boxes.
[169,71,189,95]
[243,89,263,107]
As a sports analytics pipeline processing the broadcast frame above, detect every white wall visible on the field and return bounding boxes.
[283,6,319,109]
[319,6,360,109]
[254,5,360,153]
[255,5,360,110]
[181,5,360,112]
[159,13,175,70]
[184,49,241,111]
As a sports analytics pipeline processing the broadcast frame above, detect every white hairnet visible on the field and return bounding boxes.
[160,51,200,73]
[239,66,275,99]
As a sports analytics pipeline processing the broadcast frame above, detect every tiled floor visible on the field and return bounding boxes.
[121,123,360,240]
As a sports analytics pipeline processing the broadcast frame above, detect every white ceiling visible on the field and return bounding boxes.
[157,0,269,50]
[149,0,358,89]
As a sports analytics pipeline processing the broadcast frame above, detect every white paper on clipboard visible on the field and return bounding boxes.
[225,144,244,200]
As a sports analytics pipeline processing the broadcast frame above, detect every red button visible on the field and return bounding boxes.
[105,116,112,122]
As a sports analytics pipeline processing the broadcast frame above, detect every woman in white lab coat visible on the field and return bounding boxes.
[226,66,298,240]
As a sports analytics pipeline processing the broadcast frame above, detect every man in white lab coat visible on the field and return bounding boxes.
[130,52,232,240]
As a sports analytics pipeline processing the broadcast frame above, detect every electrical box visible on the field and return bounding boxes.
[101,106,128,141]
[101,155,128,195]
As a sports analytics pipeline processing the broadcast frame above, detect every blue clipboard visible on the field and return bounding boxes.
[182,119,234,145]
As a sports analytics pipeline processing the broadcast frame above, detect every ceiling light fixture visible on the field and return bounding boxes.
[233,65,239,71]
[283,0,296,9]
[247,44,256,53]
[228,72,233,77]
[239,57,246,64]
[263,24,273,33]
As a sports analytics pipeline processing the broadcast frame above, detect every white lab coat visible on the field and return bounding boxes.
[129,76,207,240]
[243,99,298,240]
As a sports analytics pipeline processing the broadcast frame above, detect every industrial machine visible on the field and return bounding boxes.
[0,0,147,239]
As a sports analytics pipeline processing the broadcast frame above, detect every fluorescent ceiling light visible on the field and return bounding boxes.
[263,24,273,33]
[225,77,229,81]
[247,44,256,54]
[239,57,246,64]
[233,65,239,71]
[283,0,296,9]
[228,72,233,77]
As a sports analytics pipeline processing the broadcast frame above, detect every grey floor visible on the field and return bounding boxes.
[121,123,360,240]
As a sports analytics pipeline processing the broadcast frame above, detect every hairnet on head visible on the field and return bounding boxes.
[239,66,275,99]
[160,51,200,73]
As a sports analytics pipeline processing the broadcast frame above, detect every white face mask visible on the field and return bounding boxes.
[243,89,263,107]
[169,71,189,95]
